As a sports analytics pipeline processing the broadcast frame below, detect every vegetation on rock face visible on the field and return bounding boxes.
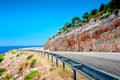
[16,52,24,57]
[2,73,13,80]
[8,49,17,54]
[27,54,34,60]
[19,66,23,72]
[49,64,56,71]
[0,54,5,62]
[50,0,120,39]
[24,70,39,80]
[25,62,29,66]
[0,68,6,76]
[30,59,37,67]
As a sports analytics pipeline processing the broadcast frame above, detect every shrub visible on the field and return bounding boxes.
[0,68,6,76]
[114,9,119,15]
[19,66,23,72]
[24,70,39,80]
[16,54,20,57]
[16,52,24,57]
[0,54,5,62]
[19,52,24,55]
[91,9,98,16]
[30,59,37,67]
[49,64,56,71]
[101,12,110,18]
[2,73,13,80]
[25,62,29,66]
[27,54,34,60]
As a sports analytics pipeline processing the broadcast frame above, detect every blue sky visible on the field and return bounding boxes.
[0,0,110,46]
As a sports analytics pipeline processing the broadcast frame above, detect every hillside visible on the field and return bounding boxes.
[44,0,120,52]
[0,50,86,80]
[44,12,120,52]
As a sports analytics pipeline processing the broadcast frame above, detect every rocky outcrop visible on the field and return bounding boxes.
[44,14,120,52]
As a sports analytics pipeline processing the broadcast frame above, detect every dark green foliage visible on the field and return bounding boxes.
[91,9,98,15]
[19,66,23,72]
[99,4,105,12]
[72,16,80,25]
[25,62,29,66]
[110,0,120,9]
[0,54,5,62]
[82,12,89,19]
[27,54,34,60]
[16,54,20,57]
[103,2,111,13]
[79,22,82,26]
[82,12,91,22]
[64,23,72,28]
[2,74,13,80]
[16,52,24,57]
[24,70,39,80]
[103,0,120,13]
[114,9,119,15]
[30,59,37,67]
[0,68,6,76]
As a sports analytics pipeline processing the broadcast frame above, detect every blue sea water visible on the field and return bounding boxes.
[0,46,43,54]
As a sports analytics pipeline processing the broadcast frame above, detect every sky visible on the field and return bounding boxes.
[0,0,110,46]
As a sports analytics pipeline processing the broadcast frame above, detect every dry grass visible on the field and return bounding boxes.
[0,51,86,80]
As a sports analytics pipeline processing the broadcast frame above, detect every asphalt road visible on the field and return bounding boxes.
[49,51,120,77]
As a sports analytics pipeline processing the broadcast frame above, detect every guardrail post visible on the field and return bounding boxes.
[73,70,76,80]
[51,55,53,62]
[56,57,58,67]
[63,62,65,71]
[47,53,49,59]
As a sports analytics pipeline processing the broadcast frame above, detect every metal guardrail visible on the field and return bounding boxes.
[19,49,120,80]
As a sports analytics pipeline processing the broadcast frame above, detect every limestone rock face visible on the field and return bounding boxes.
[44,16,120,52]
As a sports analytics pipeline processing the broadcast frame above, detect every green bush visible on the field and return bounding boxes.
[30,59,37,67]
[49,64,56,71]
[24,70,39,80]
[0,68,6,76]
[16,54,20,57]
[2,74,13,80]
[27,54,34,60]
[101,12,110,18]
[19,66,23,72]
[16,52,24,57]
[114,9,119,15]
[25,62,29,66]
[0,54,5,62]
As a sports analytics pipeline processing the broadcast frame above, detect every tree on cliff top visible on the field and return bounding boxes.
[110,0,120,9]
[90,9,98,16]
[72,16,80,26]
[82,12,91,22]
[99,4,105,12]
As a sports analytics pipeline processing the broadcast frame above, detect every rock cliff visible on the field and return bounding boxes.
[44,13,120,52]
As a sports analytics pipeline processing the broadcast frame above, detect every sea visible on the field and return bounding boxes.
[0,46,43,54]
